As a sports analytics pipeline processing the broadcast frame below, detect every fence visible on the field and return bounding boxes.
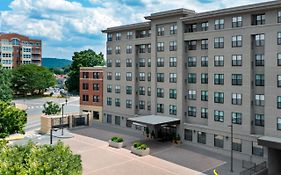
[240,161,267,175]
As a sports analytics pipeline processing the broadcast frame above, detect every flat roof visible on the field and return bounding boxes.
[128,115,180,126]
[258,136,281,150]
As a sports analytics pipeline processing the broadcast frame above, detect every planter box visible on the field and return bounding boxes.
[131,146,150,156]
[109,140,123,149]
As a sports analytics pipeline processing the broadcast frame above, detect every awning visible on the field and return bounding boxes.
[128,115,180,126]
[258,136,281,150]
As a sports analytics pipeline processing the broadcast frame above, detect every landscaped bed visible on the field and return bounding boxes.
[131,141,150,156]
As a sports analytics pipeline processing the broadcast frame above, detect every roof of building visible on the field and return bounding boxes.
[128,115,180,126]
[80,66,105,70]
[258,136,281,150]
[0,33,41,42]
[102,22,151,33]
[144,8,196,20]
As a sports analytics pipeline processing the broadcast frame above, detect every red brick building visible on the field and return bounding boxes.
[80,66,104,123]
[0,33,42,69]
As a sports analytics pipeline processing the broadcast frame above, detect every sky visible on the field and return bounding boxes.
[0,0,270,60]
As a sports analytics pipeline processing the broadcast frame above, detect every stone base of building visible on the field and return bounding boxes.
[80,105,103,124]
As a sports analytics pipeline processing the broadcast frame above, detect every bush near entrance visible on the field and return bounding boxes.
[133,142,148,150]
[111,136,123,143]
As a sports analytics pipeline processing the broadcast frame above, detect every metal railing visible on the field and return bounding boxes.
[240,161,267,175]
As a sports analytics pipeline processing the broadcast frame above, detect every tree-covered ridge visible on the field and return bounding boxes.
[42,58,72,69]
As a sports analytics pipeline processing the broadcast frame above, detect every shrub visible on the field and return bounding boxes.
[133,141,141,148]
[111,136,123,143]
[133,142,148,150]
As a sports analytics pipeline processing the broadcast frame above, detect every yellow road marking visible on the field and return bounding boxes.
[214,169,219,175]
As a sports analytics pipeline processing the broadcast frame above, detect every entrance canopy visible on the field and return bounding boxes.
[258,136,281,150]
[128,115,180,126]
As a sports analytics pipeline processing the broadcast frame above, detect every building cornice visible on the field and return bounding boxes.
[102,22,151,33]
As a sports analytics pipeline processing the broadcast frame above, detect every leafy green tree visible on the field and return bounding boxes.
[11,64,56,96]
[42,101,61,115]
[0,101,27,138]
[0,141,82,174]
[66,49,105,93]
[0,65,13,102]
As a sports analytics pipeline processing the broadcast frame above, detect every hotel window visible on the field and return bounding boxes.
[169,41,177,51]
[147,72,151,82]
[201,56,208,67]
[107,59,112,67]
[126,45,132,54]
[157,73,165,82]
[126,86,132,95]
[197,132,206,144]
[214,92,224,104]
[116,32,121,40]
[139,30,147,38]
[232,93,242,105]
[232,74,242,86]
[252,14,265,25]
[157,88,164,98]
[115,46,121,54]
[147,102,151,111]
[169,57,177,67]
[188,73,196,84]
[126,100,132,108]
[201,90,208,101]
[127,31,133,39]
[278,53,281,66]
[232,54,242,66]
[255,94,265,106]
[82,72,89,78]
[106,114,112,124]
[278,11,281,23]
[187,40,197,50]
[232,138,242,152]
[255,54,264,66]
[255,114,264,127]
[169,105,177,115]
[255,34,265,46]
[278,32,281,45]
[93,72,100,79]
[82,95,89,102]
[232,35,242,47]
[139,58,145,67]
[157,104,164,113]
[188,57,197,67]
[201,22,208,31]
[214,55,224,66]
[278,75,281,87]
[232,112,242,125]
[106,97,112,106]
[157,42,164,52]
[157,26,165,36]
[214,74,224,85]
[139,86,145,95]
[107,72,112,80]
[214,110,224,122]
[201,39,208,49]
[184,129,193,141]
[157,57,164,67]
[126,58,132,67]
[115,59,121,67]
[201,108,208,119]
[214,37,224,48]
[107,33,112,41]
[115,85,121,94]
[115,116,120,125]
[201,73,208,84]
[214,19,224,30]
[255,74,264,86]
[139,101,145,110]
[147,58,151,67]
[126,72,132,81]
[139,44,146,53]
[214,135,224,148]
[147,44,151,53]
[107,85,112,93]
[187,23,197,32]
[188,106,196,117]
[115,72,121,80]
[278,96,281,109]
[277,118,281,130]
[93,83,99,91]
[169,89,177,99]
[93,96,99,103]
[139,72,145,81]
[115,98,120,107]
[170,24,177,35]
[188,90,196,100]
[147,87,151,96]
[252,142,264,157]
[232,16,243,28]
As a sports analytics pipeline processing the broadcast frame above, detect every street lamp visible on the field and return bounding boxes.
[228,123,234,172]
[61,97,68,136]
[50,118,58,144]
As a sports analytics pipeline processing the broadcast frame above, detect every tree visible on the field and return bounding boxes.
[0,141,82,174]
[42,101,61,115]
[11,64,56,96]
[0,65,13,102]
[65,49,105,93]
[0,101,27,138]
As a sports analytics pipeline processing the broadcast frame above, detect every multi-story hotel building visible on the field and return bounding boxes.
[80,67,104,123]
[101,1,281,173]
[0,33,42,69]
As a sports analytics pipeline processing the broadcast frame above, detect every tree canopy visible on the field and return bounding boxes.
[0,65,13,102]
[65,49,105,93]
[0,141,82,174]
[42,101,61,115]
[11,64,56,96]
[0,101,27,138]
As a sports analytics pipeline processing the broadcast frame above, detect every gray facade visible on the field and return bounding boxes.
[102,1,281,173]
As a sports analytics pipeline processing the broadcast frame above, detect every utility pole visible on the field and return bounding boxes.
[61,97,68,136]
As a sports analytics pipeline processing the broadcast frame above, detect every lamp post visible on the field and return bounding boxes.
[50,118,58,144]
[61,97,68,136]
[228,123,234,172]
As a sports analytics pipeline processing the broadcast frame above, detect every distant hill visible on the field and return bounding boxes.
[42,58,72,69]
